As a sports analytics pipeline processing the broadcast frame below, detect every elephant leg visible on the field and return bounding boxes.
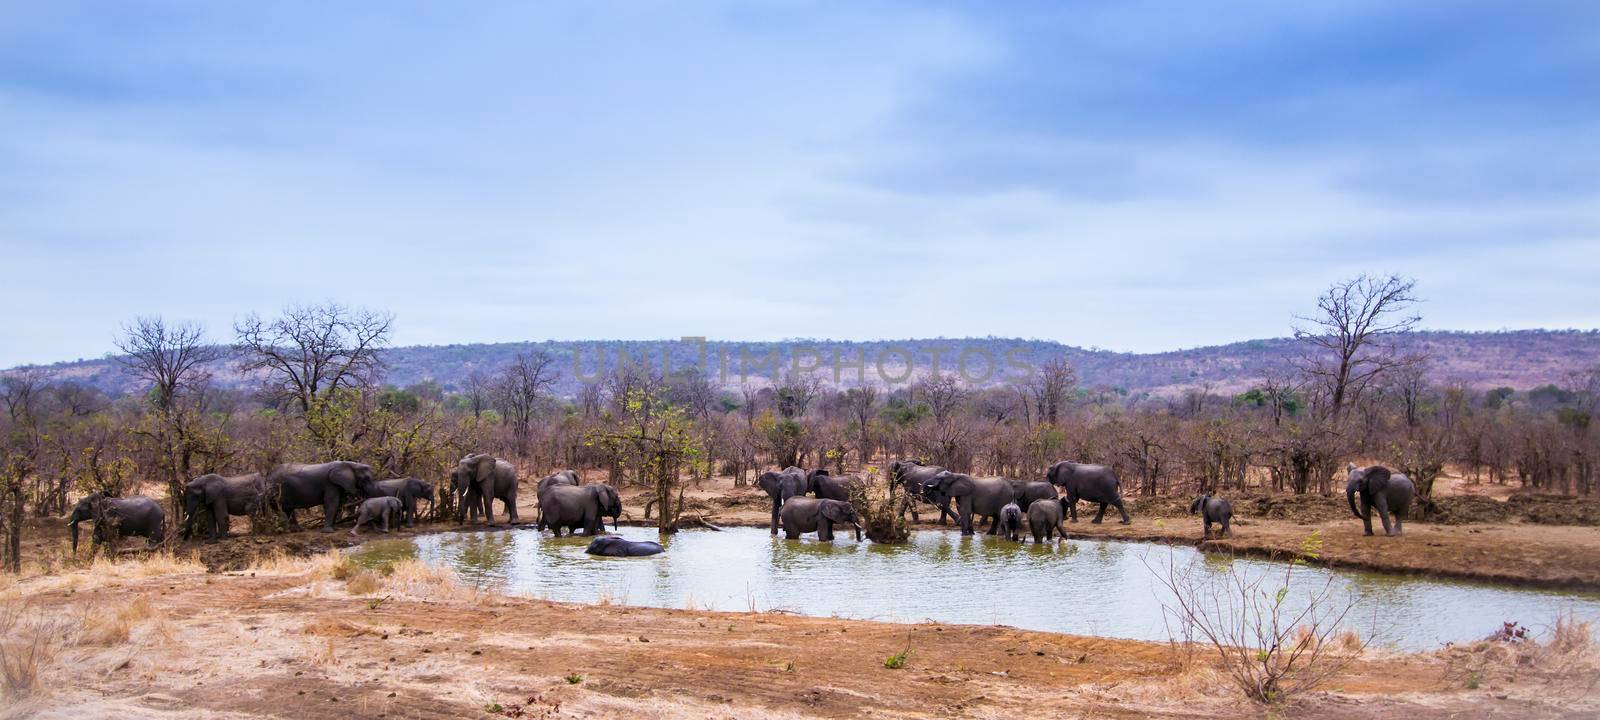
[480,486,496,526]
[1115,499,1130,524]
[958,497,975,536]
[819,519,833,542]
[1203,520,1212,539]
[506,489,520,524]
[770,498,782,535]
[1360,502,1375,536]
[986,514,1001,536]
[1092,502,1107,524]
[1375,497,1394,536]
[284,506,300,531]
[321,491,342,533]
[1223,519,1233,537]
[1065,496,1078,522]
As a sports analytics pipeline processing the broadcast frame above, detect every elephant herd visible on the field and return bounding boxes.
[757,459,1417,544]
[66,453,632,552]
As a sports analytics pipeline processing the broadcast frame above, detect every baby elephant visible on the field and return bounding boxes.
[1189,494,1233,539]
[779,498,863,541]
[1027,499,1066,543]
[351,496,404,536]
[586,536,665,556]
[998,502,1023,542]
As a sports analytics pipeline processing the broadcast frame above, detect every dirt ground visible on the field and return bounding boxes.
[3,552,1596,720]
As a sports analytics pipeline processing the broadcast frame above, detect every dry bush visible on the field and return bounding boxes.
[850,469,910,544]
[344,571,381,595]
[1446,612,1598,692]
[1147,536,1369,704]
[0,598,70,703]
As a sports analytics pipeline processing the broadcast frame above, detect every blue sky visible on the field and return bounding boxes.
[2,1,1597,367]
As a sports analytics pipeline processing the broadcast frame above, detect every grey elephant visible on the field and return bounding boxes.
[1189,494,1233,538]
[1047,461,1130,525]
[808,469,865,502]
[757,466,814,535]
[351,496,403,535]
[540,483,621,536]
[1008,479,1058,510]
[930,472,1017,536]
[998,502,1024,542]
[182,472,264,543]
[452,454,519,526]
[266,461,379,532]
[373,477,434,528]
[890,459,954,524]
[1027,499,1066,543]
[535,469,580,530]
[1346,463,1414,536]
[586,536,665,556]
[778,497,862,541]
[68,492,165,552]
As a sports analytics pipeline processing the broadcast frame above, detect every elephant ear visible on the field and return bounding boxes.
[1047,463,1061,485]
[820,501,849,523]
[1189,496,1204,514]
[327,464,359,494]
[473,455,496,482]
[1363,465,1392,487]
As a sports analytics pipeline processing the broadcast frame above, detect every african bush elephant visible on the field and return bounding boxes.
[68,493,165,552]
[930,472,1017,536]
[266,461,379,532]
[1008,479,1058,510]
[1346,464,1414,536]
[373,477,434,528]
[890,459,954,524]
[452,454,519,526]
[1190,494,1233,538]
[535,469,580,530]
[998,502,1023,542]
[541,483,621,537]
[1027,499,1066,543]
[351,496,403,535]
[586,536,665,556]
[182,472,264,543]
[778,498,863,541]
[808,470,865,502]
[757,466,813,535]
[1047,461,1130,525]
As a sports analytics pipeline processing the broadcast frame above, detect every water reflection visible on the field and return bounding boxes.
[349,526,1600,651]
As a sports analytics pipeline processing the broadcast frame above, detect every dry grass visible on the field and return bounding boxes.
[0,598,71,703]
[1443,612,1599,695]
[1,551,205,599]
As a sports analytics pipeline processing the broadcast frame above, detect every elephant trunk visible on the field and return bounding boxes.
[69,519,79,552]
[183,493,201,539]
[853,522,863,542]
[1346,481,1362,519]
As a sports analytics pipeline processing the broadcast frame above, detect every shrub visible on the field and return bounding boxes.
[850,469,911,544]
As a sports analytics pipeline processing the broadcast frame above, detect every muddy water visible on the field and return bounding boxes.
[351,526,1600,651]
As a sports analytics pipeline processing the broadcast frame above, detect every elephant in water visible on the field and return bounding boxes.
[453,454,519,526]
[182,472,264,543]
[998,502,1023,542]
[807,469,865,502]
[778,498,862,541]
[930,472,1016,536]
[541,483,621,536]
[1047,461,1130,525]
[69,493,165,552]
[535,469,580,530]
[890,459,954,524]
[586,536,665,556]
[1027,499,1066,543]
[266,461,379,532]
[1346,464,1414,536]
[757,467,813,535]
[351,496,403,535]
[1189,494,1233,538]
[373,477,434,528]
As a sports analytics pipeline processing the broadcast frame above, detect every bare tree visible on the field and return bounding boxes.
[116,317,225,519]
[115,317,222,413]
[234,303,393,416]
[464,370,491,420]
[493,350,559,456]
[1294,274,1422,419]
[916,373,968,426]
[774,371,821,420]
[1027,357,1076,426]
[843,386,879,466]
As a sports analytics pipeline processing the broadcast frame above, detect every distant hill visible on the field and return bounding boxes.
[21,330,1600,399]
